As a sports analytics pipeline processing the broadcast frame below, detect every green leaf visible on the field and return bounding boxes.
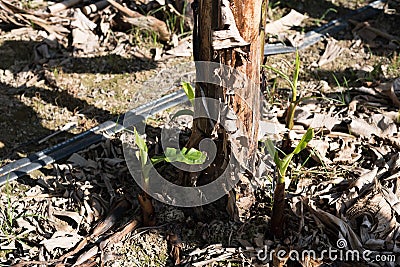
[164,147,206,164]
[182,82,195,106]
[265,129,313,184]
[164,147,179,162]
[292,50,300,102]
[170,109,194,120]
[134,128,148,153]
[181,147,206,163]
[134,127,148,166]
[142,164,152,179]
[292,128,314,155]
[265,139,280,166]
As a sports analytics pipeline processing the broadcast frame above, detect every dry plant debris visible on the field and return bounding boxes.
[0,0,192,53]
[0,0,400,266]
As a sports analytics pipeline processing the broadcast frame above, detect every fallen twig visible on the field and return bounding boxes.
[90,198,131,237]
[100,217,140,250]
[108,0,171,42]
[0,0,70,41]
[349,19,400,42]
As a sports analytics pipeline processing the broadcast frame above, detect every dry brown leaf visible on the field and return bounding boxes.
[309,138,332,165]
[308,113,340,131]
[91,198,131,237]
[348,118,381,138]
[107,0,170,41]
[350,19,400,45]
[265,9,307,34]
[258,120,286,138]
[370,114,397,136]
[73,245,98,267]
[71,9,99,52]
[100,218,139,250]
[316,38,344,67]
[15,217,36,234]
[24,185,44,197]
[52,210,83,227]
[67,153,90,167]
[332,138,361,163]
[165,40,192,57]
[40,231,83,253]
[309,201,364,251]
[272,246,289,267]
[167,231,182,265]
[377,78,400,107]
[346,183,397,241]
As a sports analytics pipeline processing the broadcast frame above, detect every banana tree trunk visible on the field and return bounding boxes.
[188,0,267,216]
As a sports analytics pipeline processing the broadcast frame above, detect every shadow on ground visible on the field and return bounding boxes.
[0,38,157,160]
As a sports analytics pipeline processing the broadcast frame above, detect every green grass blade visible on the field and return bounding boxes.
[262,65,294,90]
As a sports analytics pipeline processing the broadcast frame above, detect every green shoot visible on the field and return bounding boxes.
[170,109,194,120]
[262,50,301,129]
[170,82,195,120]
[180,1,188,35]
[181,82,195,105]
[133,128,206,172]
[332,73,351,106]
[133,128,152,187]
[0,180,30,244]
[134,128,148,167]
[0,180,15,243]
[266,128,314,184]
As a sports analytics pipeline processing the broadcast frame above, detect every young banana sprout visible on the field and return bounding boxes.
[262,50,300,130]
[133,127,206,226]
[134,128,155,226]
[265,128,314,237]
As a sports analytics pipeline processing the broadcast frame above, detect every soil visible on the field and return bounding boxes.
[0,0,400,266]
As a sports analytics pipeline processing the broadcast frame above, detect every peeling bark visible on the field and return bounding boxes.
[189,0,266,210]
